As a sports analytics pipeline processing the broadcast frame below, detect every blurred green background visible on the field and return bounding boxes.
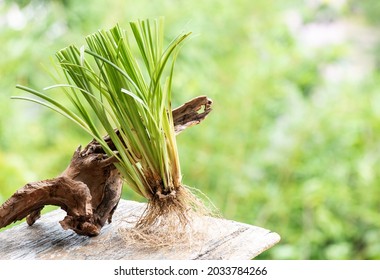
[1,0,380,259]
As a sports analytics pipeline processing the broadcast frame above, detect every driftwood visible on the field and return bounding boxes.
[0,199,281,259]
[0,96,212,237]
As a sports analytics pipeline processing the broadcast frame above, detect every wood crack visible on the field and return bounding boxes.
[193,227,249,259]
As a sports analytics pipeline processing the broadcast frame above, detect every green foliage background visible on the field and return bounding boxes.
[1,0,380,259]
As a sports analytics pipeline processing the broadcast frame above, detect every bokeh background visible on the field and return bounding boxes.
[1,0,380,259]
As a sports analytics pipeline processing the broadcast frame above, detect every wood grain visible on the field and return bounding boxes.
[0,199,280,260]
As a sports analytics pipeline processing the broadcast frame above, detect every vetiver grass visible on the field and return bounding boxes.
[15,18,211,245]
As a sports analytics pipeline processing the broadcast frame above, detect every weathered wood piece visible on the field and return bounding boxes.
[0,199,280,260]
[0,96,213,237]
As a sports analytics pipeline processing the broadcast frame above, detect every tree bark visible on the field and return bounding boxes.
[0,96,212,236]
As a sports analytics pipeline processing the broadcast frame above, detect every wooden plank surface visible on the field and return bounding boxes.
[0,199,280,260]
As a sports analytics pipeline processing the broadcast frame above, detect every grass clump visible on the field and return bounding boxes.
[15,18,211,245]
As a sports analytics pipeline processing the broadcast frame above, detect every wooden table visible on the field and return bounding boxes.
[0,199,280,260]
